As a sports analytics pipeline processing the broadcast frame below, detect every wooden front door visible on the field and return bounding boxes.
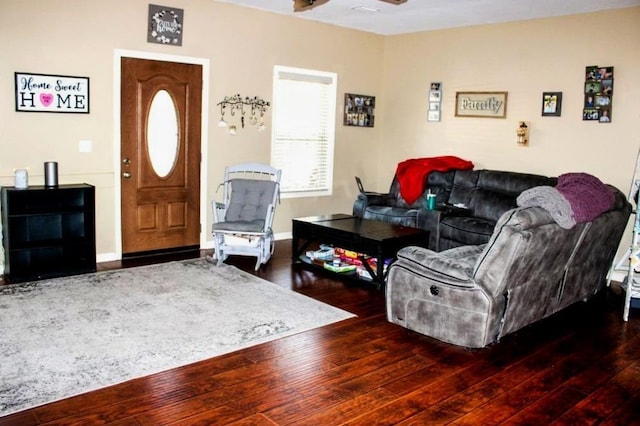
[120,58,202,255]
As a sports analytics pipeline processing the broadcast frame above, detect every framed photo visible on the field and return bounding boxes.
[595,95,610,107]
[15,72,90,113]
[583,108,599,121]
[344,93,375,127]
[585,81,601,94]
[428,110,440,122]
[541,92,562,117]
[599,108,611,123]
[455,91,507,118]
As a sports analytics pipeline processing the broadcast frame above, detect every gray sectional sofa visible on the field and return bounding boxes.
[353,169,557,251]
[385,185,630,348]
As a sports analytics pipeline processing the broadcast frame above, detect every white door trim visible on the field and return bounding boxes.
[106,49,210,262]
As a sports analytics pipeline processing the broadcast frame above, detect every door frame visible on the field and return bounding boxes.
[112,49,210,261]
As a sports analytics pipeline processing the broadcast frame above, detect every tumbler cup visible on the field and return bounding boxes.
[426,193,436,210]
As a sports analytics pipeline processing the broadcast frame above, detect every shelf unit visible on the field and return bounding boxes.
[608,147,640,320]
[1,184,96,283]
[621,211,640,321]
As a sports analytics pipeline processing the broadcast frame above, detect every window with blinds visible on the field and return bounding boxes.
[272,66,337,197]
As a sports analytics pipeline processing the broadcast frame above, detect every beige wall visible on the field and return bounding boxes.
[1,1,638,263]
[378,8,640,194]
[1,0,384,261]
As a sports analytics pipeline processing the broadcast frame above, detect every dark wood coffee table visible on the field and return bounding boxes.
[292,214,429,287]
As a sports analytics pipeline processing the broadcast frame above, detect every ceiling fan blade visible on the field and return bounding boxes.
[378,0,408,4]
[293,0,331,12]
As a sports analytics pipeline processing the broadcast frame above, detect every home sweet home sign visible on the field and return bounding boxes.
[15,72,89,113]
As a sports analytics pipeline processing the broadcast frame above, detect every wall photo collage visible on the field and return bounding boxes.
[583,65,613,123]
[344,93,375,127]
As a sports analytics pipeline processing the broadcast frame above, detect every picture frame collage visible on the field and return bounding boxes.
[583,65,613,123]
[344,93,375,127]
[427,82,442,122]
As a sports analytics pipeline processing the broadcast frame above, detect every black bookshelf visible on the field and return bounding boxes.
[1,184,96,283]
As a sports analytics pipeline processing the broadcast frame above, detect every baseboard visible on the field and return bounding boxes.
[275,231,292,240]
[95,232,293,264]
[611,270,626,283]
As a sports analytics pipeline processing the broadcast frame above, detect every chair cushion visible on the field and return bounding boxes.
[225,179,277,224]
[212,219,265,233]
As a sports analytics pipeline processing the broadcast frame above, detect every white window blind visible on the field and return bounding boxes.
[272,66,337,197]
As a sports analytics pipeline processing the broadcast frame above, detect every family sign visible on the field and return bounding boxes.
[15,72,89,113]
[455,91,508,118]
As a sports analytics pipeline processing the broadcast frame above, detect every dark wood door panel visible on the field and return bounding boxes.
[120,58,202,254]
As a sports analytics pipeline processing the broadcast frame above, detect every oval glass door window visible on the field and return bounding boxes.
[147,89,179,178]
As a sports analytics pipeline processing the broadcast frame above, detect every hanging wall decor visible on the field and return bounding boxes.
[148,4,184,46]
[541,92,562,117]
[15,72,89,113]
[427,82,442,122]
[455,91,508,118]
[583,65,613,123]
[344,93,375,127]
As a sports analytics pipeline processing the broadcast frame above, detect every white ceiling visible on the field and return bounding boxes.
[214,0,640,35]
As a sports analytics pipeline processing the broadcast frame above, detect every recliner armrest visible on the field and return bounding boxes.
[437,203,473,216]
[393,245,483,287]
[353,192,392,217]
[358,192,389,205]
[415,205,472,251]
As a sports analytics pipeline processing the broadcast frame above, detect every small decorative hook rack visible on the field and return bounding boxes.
[217,94,270,134]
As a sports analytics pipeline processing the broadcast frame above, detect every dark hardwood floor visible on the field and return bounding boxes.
[2,240,640,425]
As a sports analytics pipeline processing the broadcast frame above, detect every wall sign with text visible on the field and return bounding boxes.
[15,72,90,113]
[148,4,183,46]
[455,91,507,118]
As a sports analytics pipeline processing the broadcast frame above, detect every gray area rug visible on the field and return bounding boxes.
[0,259,354,417]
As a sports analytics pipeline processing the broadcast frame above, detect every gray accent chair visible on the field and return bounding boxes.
[209,163,281,270]
[386,186,630,348]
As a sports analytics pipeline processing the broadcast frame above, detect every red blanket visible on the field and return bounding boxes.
[396,156,474,204]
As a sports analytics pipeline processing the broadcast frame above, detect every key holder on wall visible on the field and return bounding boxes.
[217,94,270,134]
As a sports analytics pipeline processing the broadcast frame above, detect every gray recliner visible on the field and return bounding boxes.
[386,188,630,348]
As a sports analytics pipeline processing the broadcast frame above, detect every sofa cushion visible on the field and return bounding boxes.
[447,170,479,207]
[470,171,557,222]
[389,170,456,209]
[470,190,518,222]
[477,170,556,195]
